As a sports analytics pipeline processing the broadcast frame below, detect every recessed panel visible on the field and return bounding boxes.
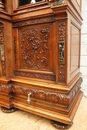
[70,23,80,74]
[18,24,53,72]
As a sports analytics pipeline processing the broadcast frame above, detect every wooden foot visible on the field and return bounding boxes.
[0,106,18,113]
[51,120,72,129]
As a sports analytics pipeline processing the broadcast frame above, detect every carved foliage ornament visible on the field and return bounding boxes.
[11,77,82,106]
[58,21,66,83]
[13,17,56,28]
[20,28,49,69]
[14,70,56,81]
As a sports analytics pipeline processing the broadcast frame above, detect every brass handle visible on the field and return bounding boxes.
[27,92,31,104]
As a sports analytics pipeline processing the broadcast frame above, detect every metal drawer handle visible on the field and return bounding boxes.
[27,92,31,104]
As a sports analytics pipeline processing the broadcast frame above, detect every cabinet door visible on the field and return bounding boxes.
[13,22,57,81]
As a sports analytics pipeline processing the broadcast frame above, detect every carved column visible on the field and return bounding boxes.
[0,0,5,11]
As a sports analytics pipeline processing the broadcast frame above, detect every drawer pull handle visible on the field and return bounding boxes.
[27,92,31,104]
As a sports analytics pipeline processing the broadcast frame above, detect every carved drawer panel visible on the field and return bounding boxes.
[11,77,82,106]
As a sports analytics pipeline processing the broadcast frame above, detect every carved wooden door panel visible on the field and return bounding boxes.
[13,23,56,81]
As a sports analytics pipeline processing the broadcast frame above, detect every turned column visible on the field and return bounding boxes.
[0,0,5,10]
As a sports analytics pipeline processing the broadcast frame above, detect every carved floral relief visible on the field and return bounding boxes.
[20,27,49,69]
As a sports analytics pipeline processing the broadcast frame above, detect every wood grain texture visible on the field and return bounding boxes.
[0,0,83,128]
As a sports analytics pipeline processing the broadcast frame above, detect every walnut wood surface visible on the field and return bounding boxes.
[0,0,83,127]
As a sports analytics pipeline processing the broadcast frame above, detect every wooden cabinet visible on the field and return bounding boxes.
[0,0,83,128]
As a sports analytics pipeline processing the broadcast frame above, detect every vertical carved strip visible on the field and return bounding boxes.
[14,37,17,64]
[0,23,6,76]
[58,21,66,83]
[0,45,6,76]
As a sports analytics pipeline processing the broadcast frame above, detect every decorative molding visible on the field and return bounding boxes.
[58,21,66,83]
[14,37,17,63]
[11,77,82,106]
[0,84,12,94]
[53,0,65,6]
[14,70,56,81]
[20,28,49,69]
[12,17,56,28]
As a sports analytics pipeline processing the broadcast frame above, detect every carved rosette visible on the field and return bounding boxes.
[11,77,82,106]
[58,21,66,83]
[0,23,6,76]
